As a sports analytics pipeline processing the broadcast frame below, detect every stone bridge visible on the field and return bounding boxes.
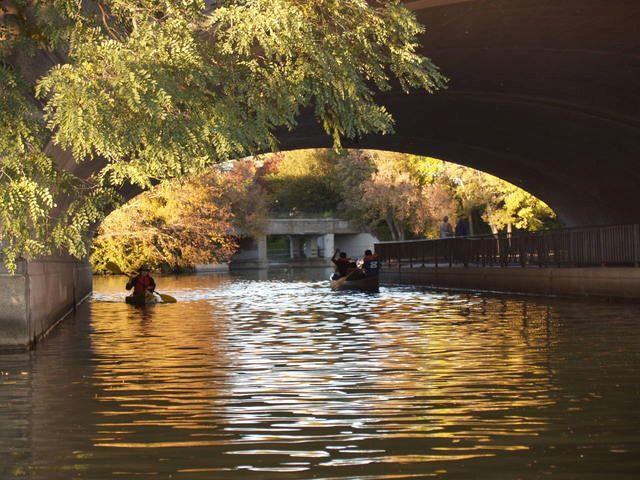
[229,218,378,270]
[13,0,639,227]
[283,0,640,227]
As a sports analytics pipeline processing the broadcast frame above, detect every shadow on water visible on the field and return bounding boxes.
[1,269,639,479]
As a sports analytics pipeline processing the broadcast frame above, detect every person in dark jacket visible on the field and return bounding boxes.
[331,250,352,280]
[361,250,380,277]
[126,266,156,296]
[455,217,470,237]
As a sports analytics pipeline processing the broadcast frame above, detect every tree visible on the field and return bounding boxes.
[338,151,456,240]
[261,149,342,216]
[0,0,446,270]
[418,159,558,235]
[91,159,268,272]
[341,154,558,239]
[91,171,235,273]
[222,159,269,237]
[482,181,557,233]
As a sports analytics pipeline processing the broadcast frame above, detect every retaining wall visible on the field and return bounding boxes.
[381,266,640,300]
[0,257,92,350]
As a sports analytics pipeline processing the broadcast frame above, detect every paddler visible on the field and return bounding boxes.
[126,266,156,297]
[331,249,352,280]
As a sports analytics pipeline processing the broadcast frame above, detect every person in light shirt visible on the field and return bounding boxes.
[439,216,453,238]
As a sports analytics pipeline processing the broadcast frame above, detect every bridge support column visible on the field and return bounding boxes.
[288,236,301,260]
[0,257,92,350]
[305,236,319,258]
[322,234,335,259]
[230,236,269,269]
[257,234,268,263]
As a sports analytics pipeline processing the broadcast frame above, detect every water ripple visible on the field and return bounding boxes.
[1,270,639,479]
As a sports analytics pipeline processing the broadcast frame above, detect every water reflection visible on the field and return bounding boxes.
[1,270,639,479]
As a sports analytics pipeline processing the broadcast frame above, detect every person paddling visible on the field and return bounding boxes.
[126,266,156,297]
[331,249,353,280]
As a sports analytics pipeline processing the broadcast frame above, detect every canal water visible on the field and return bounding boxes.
[1,270,639,479]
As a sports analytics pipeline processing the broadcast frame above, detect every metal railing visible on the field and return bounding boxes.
[375,224,640,269]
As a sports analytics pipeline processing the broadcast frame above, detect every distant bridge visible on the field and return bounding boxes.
[230,218,378,269]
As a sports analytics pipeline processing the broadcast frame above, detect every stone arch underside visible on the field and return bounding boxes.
[275,0,640,227]
[43,0,640,227]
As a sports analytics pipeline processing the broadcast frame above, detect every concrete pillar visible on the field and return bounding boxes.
[257,234,268,262]
[229,235,269,270]
[306,236,319,258]
[0,257,92,350]
[289,236,301,259]
[322,234,335,259]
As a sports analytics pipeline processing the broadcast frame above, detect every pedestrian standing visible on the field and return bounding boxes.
[439,216,453,238]
[455,217,469,237]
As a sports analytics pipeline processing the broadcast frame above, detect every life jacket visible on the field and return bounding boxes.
[362,255,380,277]
[130,275,155,295]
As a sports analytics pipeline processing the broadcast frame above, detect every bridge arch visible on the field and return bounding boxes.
[41,0,640,228]
[276,0,640,227]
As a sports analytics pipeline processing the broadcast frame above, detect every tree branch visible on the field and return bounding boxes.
[97,2,121,42]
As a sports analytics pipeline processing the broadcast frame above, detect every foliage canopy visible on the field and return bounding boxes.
[0,0,445,270]
[261,150,557,241]
[92,160,267,273]
[92,150,558,271]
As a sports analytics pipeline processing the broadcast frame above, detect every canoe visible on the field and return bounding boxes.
[125,292,159,306]
[331,275,379,293]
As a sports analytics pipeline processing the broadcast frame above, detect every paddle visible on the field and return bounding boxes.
[331,267,361,291]
[105,262,177,303]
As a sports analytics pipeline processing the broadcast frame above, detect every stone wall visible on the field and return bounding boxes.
[0,257,92,350]
[381,266,640,300]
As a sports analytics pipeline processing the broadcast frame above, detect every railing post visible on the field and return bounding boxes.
[409,243,413,269]
[463,238,469,268]
[568,229,573,267]
[634,225,640,267]
[481,237,486,267]
[492,234,496,267]
[599,227,605,266]
[435,241,438,268]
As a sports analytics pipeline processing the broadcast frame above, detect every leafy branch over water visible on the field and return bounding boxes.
[0,0,446,271]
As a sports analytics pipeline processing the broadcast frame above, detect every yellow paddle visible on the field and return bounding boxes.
[105,262,177,303]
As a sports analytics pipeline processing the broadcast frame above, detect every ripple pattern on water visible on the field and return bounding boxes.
[1,271,640,479]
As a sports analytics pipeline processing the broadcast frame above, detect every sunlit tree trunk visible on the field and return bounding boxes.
[385,211,404,241]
